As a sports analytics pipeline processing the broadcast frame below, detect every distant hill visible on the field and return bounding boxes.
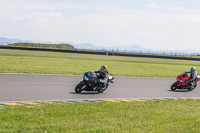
[0,37,31,44]
[8,43,75,49]
[70,43,153,52]
[1,37,199,54]
[107,45,153,52]
[70,43,96,49]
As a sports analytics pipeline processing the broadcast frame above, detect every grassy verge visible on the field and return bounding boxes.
[0,49,200,78]
[0,100,200,132]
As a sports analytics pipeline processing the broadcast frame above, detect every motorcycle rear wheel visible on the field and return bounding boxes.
[97,88,103,93]
[171,82,178,91]
[188,83,197,91]
[97,84,108,93]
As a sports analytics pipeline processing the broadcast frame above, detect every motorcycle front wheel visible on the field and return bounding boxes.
[75,82,85,93]
[171,82,178,91]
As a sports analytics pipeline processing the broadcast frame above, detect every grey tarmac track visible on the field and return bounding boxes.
[0,73,200,102]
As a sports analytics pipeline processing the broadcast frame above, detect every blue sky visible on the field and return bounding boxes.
[1,0,200,50]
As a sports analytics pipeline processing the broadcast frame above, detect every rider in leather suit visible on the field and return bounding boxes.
[94,65,109,87]
[184,67,197,88]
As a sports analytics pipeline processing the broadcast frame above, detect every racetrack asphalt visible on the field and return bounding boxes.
[0,73,200,102]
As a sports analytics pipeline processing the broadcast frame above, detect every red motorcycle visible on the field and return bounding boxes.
[171,73,200,91]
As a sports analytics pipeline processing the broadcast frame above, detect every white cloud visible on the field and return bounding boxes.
[1,0,200,50]
[31,12,63,16]
[145,3,163,9]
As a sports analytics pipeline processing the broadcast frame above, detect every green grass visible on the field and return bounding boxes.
[1,49,200,132]
[1,100,200,132]
[0,49,200,78]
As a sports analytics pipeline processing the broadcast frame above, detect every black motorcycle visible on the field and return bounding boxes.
[75,71,114,93]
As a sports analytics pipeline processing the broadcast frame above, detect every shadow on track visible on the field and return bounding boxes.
[168,90,190,92]
[69,92,101,95]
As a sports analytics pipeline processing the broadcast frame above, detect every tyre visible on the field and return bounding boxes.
[188,83,197,91]
[97,84,108,93]
[75,82,85,93]
[194,83,197,89]
[171,82,178,91]
[103,84,108,91]
[97,88,103,93]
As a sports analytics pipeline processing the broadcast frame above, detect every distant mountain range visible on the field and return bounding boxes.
[0,37,31,44]
[69,43,152,52]
[69,42,200,54]
[1,37,200,55]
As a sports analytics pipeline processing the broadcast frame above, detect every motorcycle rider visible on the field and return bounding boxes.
[184,67,197,88]
[94,65,109,88]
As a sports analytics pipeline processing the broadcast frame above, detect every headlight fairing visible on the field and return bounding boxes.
[177,77,184,82]
[84,75,89,81]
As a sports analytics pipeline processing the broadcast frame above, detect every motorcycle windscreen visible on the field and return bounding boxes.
[86,72,95,81]
[182,74,188,78]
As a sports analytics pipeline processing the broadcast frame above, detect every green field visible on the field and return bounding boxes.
[1,49,200,132]
[0,49,200,78]
[1,100,200,132]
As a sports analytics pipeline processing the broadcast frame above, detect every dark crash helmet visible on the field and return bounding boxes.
[191,67,196,74]
[100,65,108,74]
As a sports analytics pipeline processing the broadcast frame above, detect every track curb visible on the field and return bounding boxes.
[0,97,200,106]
